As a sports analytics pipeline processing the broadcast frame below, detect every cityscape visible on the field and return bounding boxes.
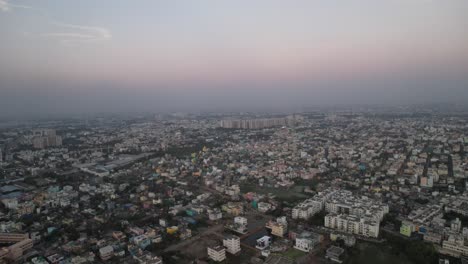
[0,107,467,264]
[1,1,468,264]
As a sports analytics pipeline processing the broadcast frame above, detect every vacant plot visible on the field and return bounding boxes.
[345,242,413,264]
[240,184,311,203]
[281,248,307,260]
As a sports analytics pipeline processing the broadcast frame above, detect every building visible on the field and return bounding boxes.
[400,221,415,237]
[207,245,226,262]
[208,209,223,221]
[324,190,389,222]
[99,245,114,261]
[330,233,356,247]
[420,176,434,188]
[0,233,28,243]
[325,214,380,238]
[133,254,163,264]
[326,246,345,263]
[0,233,33,263]
[292,189,338,220]
[223,235,241,255]
[424,231,442,244]
[256,236,272,250]
[266,217,288,237]
[234,216,247,226]
[442,235,468,256]
[229,216,248,234]
[294,232,321,252]
[220,117,296,129]
[32,129,62,149]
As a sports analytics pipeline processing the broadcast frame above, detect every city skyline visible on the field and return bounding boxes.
[1,0,467,118]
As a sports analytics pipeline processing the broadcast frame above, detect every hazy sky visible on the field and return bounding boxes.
[1,0,467,117]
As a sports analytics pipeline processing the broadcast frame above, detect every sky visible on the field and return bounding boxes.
[0,0,467,118]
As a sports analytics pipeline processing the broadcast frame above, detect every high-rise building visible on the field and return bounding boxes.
[220,116,298,129]
[32,129,62,149]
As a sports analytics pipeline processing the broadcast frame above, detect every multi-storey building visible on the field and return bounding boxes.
[442,235,468,256]
[220,117,297,129]
[0,233,33,262]
[223,235,241,255]
[292,188,338,220]
[294,232,321,252]
[99,245,114,261]
[266,216,288,237]
[32,129,62,149]
[325,214,380,238]
[207,245,226,262]
[324,190,389,222]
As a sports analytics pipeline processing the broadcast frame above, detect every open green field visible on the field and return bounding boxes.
[281,248,306,260]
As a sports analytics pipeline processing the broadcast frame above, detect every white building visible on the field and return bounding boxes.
[294,232,320,252]
[292,188,339,220]
[207,245,226,262]
[208,209,223,221]
[257,202,273,213]
[325,214,380,238]
[256,236,272,250]
[99,245,114,261]
[442,235,468,256]
[223,235,241,255]
[234,216,247,226]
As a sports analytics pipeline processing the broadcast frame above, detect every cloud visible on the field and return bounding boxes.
[44,22,112,45]
[0,0,31,12]
[0,0,11,11]
[1,1,110,45]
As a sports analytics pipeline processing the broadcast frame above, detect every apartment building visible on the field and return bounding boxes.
[325,214,380,238]
[207,245,226,262]
[223,235,241,255]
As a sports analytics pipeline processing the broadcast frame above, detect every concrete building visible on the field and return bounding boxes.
[0,233,33,262]
[207,245,226,262]
[325,214,380,238]
[326,246,345,263]
[294,232,320,252]
[220,117,296,129]
[32,129,62,149]
[223,235,241,255]
[400,221,415,237]
[324,190,389,222]
[267,217,288,237]
[420,176,434,188]
[0,233,28,243]
[256,236,272,250]
[99,245,114,261]
[234,216,247,226]
[292,189,338,220]
[442,235,468,256]
[208,209,222,221]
